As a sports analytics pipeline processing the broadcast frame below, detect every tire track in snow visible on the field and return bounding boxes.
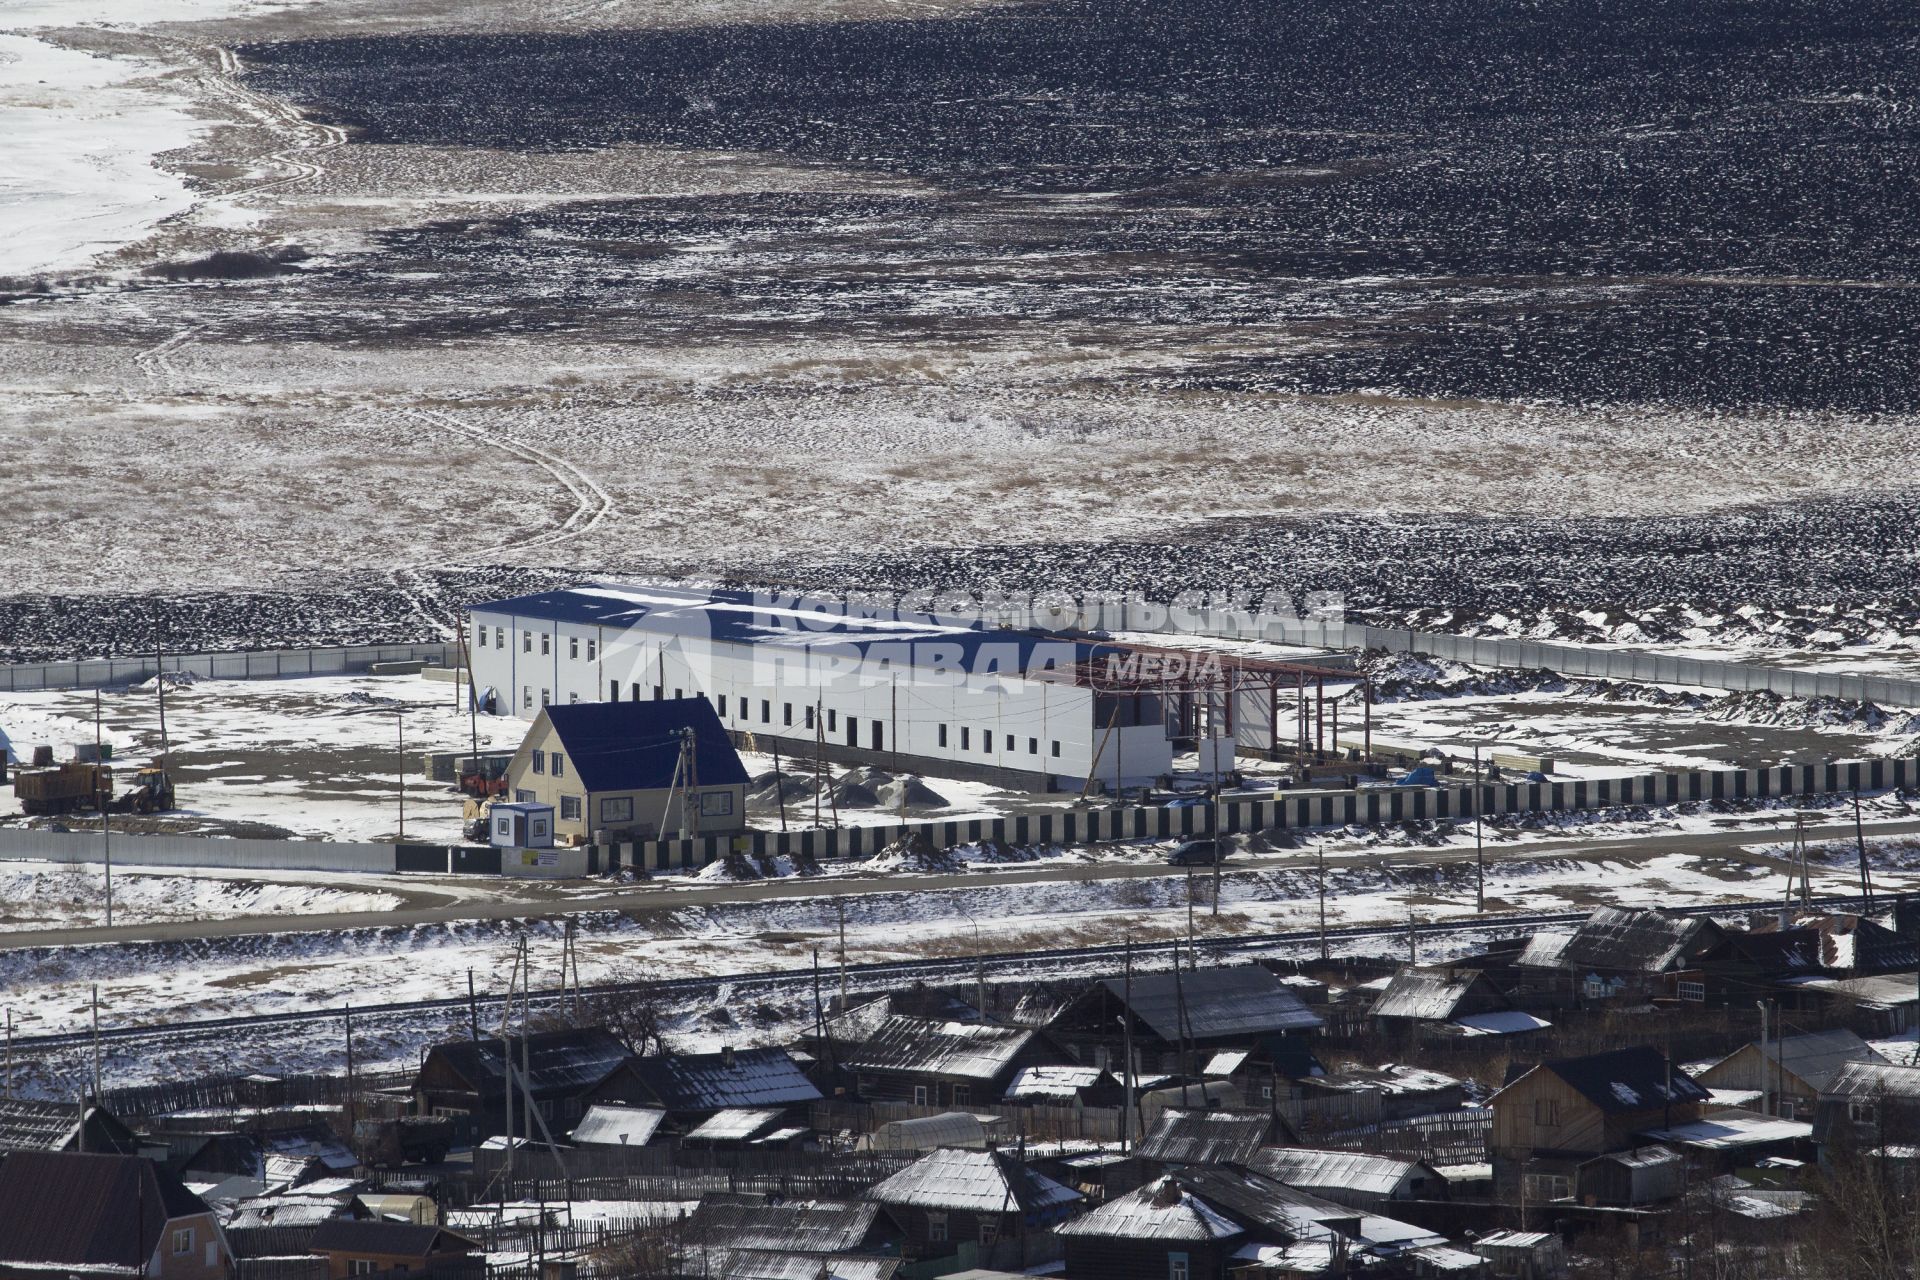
[395,406,615,555]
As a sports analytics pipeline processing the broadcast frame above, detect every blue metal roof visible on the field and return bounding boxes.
[471,584,1123,673]
[543,697,749,793]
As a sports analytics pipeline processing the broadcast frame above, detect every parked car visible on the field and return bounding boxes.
[1165,796,1207,809]
[1167,839,1224,866]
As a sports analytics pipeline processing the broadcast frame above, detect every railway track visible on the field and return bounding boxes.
[13,893,1872,1055]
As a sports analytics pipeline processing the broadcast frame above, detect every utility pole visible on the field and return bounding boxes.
[686,726,701,841]
[1854,789,1874,908]
[458,614,481,785]
[344,1004,357,1136]
[467,969,479,1041]
[837,899,849,1013]
[770,736,788,833]
[394,711,407,841]
[1406,878,1417,965]
[1210,792,1222,918]
[1474,743,1485,913]
[3,1007,11,1101]
[1186,867,1197,970]
[89,985,101,1099]
[1121,941,1136,1154]
[813,699,826,829]
[1317,838,1329,962]
[95,691,111,928]
[154,644,169,769]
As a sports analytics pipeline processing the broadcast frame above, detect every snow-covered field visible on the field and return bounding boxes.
[0,859,401,931]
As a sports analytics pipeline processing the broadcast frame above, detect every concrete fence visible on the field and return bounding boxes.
[0,642,456,694]
[610,755,1920,875]
[2,753,1912,879]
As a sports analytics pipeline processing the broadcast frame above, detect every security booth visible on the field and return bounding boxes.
[490,801,555,849]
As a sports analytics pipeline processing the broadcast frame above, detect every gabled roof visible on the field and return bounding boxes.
[630,1047,822,1112]
[426,1027,634,1100]
[1705,1029,1885,1094]
[715,1251,900,1280]
[1135,1109,1275,1166]
[1822,1060,1920,1099]
[0,1100,141,1155]
[0,1152,209,1270]
[310,1219,477,1256]
[685,1108,788,1143]
[1170,1166,1359,1240]
[682,1199,881,1254]
[538,697,748,793]
[1054,1176,1245,1241]
[867,1148,1081,1215]
[1504,1046,1709,1115]
[1249,1148,1428,1198]
[1518,908,1722,975]
[1004,1065,1114,1101]
[570,1103,667,1147]
[1092,965,1323,1041]
[847,1016,1043,1081]
[1369,967,1499,1022]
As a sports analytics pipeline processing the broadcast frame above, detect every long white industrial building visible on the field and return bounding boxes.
[465,584,1236,790]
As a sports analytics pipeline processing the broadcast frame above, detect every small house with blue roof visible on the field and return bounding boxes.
[503,697,750,843]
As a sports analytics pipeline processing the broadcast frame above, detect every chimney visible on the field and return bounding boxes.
[722,1045,735,1068]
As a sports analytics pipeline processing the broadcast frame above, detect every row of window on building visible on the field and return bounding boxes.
[478,626,602,662]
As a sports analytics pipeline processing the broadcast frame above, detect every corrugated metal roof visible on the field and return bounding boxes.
[631,1047,822,1112]
[847,1017,1041,1081]
[1054,1177,1245,1242]
[1507,1046,1709,1115]
[1135,1109,1274,1166]
[541,698,748,793]
[1638,1108,1812,1149]
[429,1027,633,1099]
[682,1200,880,1255]
[1004,1066,1110,1100]
[1203,1051,1249,1077]
[1097,965,1323,1042]
[1707,1028,1885,1094]
[867,1148,1081,1215]
[1249,1149,1422,1198]
[1369,968,1484,1022]
[1519,908,1720,974]
[0,1102,140,1156]
[570,1104,667,1148]
[310,1220,477,1257]
[685,1109,787,1142]
[715,1250,900,1280]
[1821,1059,1920,1099]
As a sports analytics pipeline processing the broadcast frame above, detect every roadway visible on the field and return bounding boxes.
[7,812,1916,951]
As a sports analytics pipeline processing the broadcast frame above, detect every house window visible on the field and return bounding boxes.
[1168,1254,1190,1280]
[784,703,794,726]
[926,1211,948,1243]
[632,682,642,701]
[551,754,565,778]
[568,692,579,704]
[350,1262,377,1277]
[805,705,816,730]
[540,688,551,707]
[172,1228,194,1256]
[1851,1098,1879,1125]
[961,727,971,750]
[541,632,551,655]
[515,789,535,803]
[1584,977,1613,999]
[495,627,505,648]
[1533,1099,1560,1127]
[1051,740,1061,757]
[979,1218,999,1246]
[477,627,488,647]
[1525,1172,1572,1202]
[674,688,682,700]
[523,631,533,653]
[600,796,633,824]
[532,750,546,775]
[952,1085,970,1105]
[560,796,581,821]
[1006,734,1015,751]
[610,679,621,701]
[938,724,949,747]
[522,686,533,710]
[828,709,838,732]
[531,818,549,840]
[1028,737,1038,754]
[913,1085,930,1105]
[1677,980,1706,1002]
[872,722,884,750]
[587,639,597,661]
[762,700,772,723]
[569,637,579,659]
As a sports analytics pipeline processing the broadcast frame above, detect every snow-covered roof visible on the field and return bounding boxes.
[684,1108,787,1143]
[570,1104,667,1148]
[1501,1046,1708,1115]
[1638,1108,1813,1150]
[1369,967,1485,1021]
[714,1250,900,1280]
[867,1148,1081,1215]
[631,1047,822,1112]
[1097,965,1323,1040]
[1055,1177,1244,1242]
[1250,1149,1424,1198]
[1519,907,1719,974]
[1453,1010,1551,1037]
[1825,1059,1920,1098]
[1004,1066,1109,1100]
[1408,1244,1487,1271]
[1479,1230,1556,1250]
[1203,1051,1249,1077]
[1135,1109,1274,1166]
[848,1017,1042,1081]
[681,1199,880,1255]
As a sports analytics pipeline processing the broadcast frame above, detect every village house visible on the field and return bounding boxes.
[1049,965,1324,1076]
[1811,1059,1920,1156]
[412,1026,650,1138]
[1695,1027,1886,1120]
[0,1099,143,1156]
[1488,1045,1709,1202]
[1513,907,1728,1003]
[846,1015,1074,1107]
[1054,1175,1247,1280]
[865,1147,1081,1266]
[0,1151,231,1280]
[626,1045,823,1125]
[502,697,749,844]
[1136,1109,1282,1168]
[1368,966,1550,1043]
[307,1220,479,1279]
[675,1198,900,1269]
[1247,1148,1448,1210]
